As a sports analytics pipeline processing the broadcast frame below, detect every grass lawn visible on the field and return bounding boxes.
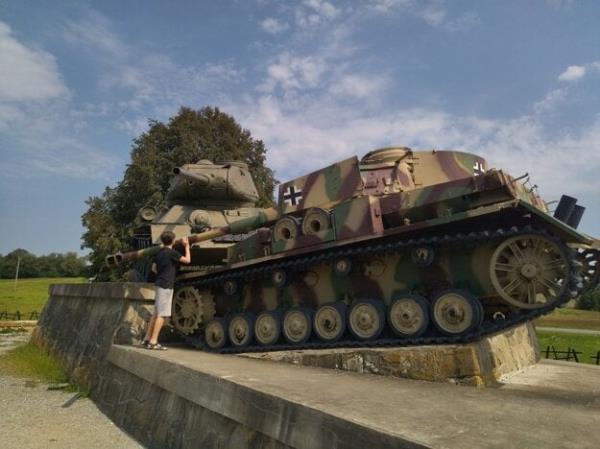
[534,308,600,331]
[0,277,85,316]
[537,330,600,365]
[0,340,68,383]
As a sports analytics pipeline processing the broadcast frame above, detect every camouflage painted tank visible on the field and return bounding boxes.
[107,147,599,352]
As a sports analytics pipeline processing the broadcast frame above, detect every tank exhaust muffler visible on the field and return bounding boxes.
[553,195,585,229]
[553,195,577,222]
[566,205,585,229]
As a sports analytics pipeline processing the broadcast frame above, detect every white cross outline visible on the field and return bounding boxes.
[473,161,486,176]
[282,185,303,206]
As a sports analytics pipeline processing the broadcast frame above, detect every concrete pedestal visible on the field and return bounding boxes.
[242,322,540,386]
[32,283,600,449]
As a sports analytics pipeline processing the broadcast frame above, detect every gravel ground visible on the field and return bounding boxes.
[0,332,144,449]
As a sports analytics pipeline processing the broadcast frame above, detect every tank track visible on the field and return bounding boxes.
[177,225,583,353]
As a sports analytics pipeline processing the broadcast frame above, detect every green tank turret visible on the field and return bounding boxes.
[107,147,599,350]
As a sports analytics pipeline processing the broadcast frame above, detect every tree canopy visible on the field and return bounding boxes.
[82,106,276,280]
[0,249,88,278]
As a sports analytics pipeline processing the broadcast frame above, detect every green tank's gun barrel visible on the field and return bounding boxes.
[105,207,280,267]
[173,167,210,186]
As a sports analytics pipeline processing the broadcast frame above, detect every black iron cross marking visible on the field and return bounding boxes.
[473,161,485,176]
[283,185,303,206]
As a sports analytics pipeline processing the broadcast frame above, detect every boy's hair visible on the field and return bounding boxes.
[160,231,176,246]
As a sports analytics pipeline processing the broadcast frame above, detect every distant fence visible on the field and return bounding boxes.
[544,345,600,365]
[0,311,40,321]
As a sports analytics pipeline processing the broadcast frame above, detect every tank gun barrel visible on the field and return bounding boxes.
[173,167,210,186]
[105,207,280,267]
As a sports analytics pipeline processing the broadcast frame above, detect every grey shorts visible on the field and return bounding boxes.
[154,286,174,317]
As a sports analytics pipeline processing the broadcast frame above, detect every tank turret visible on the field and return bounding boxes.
[107,147,599,350]
[167,160,259,207]
[128,160,264,274]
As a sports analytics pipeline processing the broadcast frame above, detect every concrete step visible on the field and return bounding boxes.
[106,345,600,449]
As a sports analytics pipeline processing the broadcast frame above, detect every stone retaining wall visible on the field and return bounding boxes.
[32,282,154,389]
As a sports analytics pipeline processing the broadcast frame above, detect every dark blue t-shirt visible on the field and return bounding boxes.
[153,248,181,289]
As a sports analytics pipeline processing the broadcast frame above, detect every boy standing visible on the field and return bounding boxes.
[143,231,191,350]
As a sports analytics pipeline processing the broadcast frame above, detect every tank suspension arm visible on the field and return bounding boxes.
[173,167,210,186]
[105,207,280,267]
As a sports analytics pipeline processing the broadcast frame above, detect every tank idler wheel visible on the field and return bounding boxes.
[431,290,481,336]
[282,307,313,345]
[272,269,288,288]
[387,294,429,338]
[172,286,207,335]
[333,257,353,277]
[254,311,281,346]
[348,299,385,341]
[314,302,347,342]
[228,313,255,348]
[489,234,570,309]
[223,279,239,296]
[204,318,229,350]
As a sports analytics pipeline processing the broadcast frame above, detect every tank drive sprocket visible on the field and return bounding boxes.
[489,234,572,309]
[172,286,215,335]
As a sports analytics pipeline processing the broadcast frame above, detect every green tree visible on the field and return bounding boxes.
[82,106,276,279]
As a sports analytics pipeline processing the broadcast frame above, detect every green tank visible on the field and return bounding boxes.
[107,147,599,351]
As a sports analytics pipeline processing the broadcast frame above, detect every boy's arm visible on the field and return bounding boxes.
[151,262,157,274]
[179,237,191,264]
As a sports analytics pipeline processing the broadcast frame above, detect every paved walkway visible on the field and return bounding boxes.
[0,332,143,449]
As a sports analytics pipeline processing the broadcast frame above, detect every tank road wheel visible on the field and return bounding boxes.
[254,311,281,346]
[302,208,331,235]
[577,248,599,294]
[228,314,255,348]
[348,299,385,341]
[490,234,571,309]
[431,290,480,336]
[282,307,313,345]
[172,287,215,335]
[204,318,228,350]
[314,303,347,342]
[387,294,430,338]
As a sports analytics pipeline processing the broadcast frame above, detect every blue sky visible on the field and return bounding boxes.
[0,0,599,256]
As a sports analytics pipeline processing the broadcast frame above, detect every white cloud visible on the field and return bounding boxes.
[303,0,339,19]
[62,12,244,121]
[558,65,586,82]
[330,74,387,99]
[295,0,340,28]
[261,17,289,34]
[261,53,324,93]
[367,0,479,32]
[0,100,119,179]
[533,88,567,115]
[228,86,600,204]
[0,21,67,101]
[0,19,119,180]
